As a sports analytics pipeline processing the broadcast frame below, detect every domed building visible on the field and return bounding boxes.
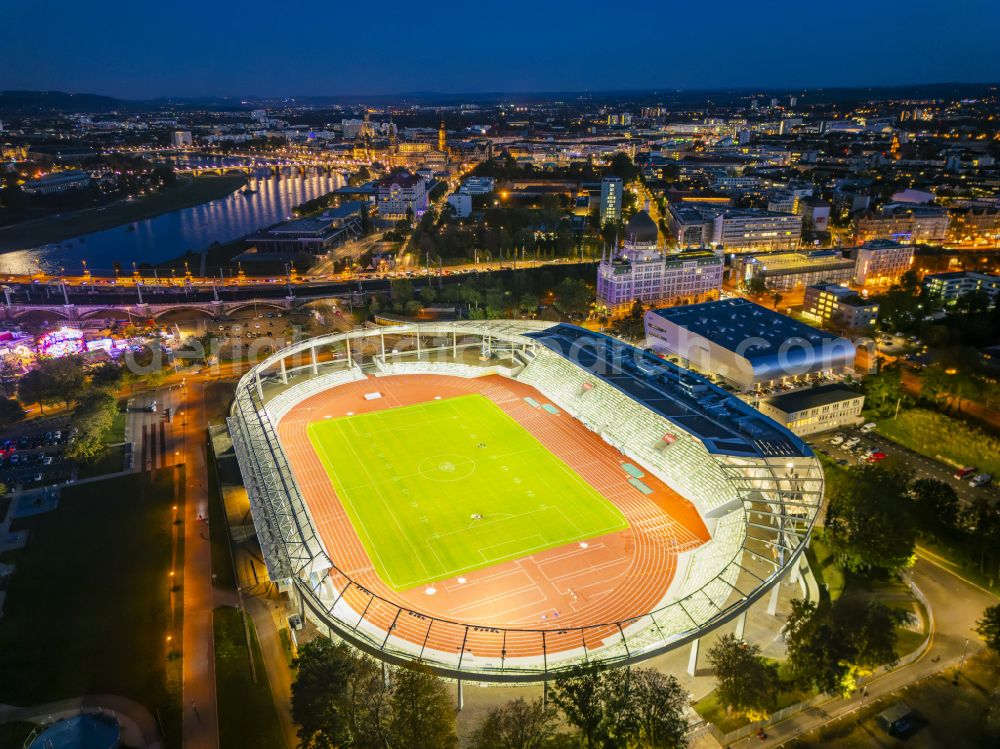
[596,209,724,318]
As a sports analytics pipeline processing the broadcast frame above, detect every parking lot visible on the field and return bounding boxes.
[813,425,999,506]
[0,424,75,490]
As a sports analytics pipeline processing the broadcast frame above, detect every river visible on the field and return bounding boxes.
[0,167,345,276]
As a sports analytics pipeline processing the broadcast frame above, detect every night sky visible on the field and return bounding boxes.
[4,0,1000,98]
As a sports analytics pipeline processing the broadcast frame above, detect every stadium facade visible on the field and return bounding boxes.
[228,321,823,682]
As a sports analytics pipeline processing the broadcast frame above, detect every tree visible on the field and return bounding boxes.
[615,300,646,341]
[783,599,854,696]
[976,604,1000,653]
[64,390,117,462]
[908,478,959,530]
[90,362,125,392]
[388,664,457,749]
[824,464,917,573]
[707,634,779,719]
[863,367,902,414]
[784,597,910,696]
[468,698,559,749]
[0,397,25,429]
[347,654,391,749]
[290,639,356,749]
[17,356,85,413]
[549,663,607,748]
[553,277,593,317]
[629,668,689,749]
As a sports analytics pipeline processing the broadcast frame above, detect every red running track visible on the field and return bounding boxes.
[277,373,709,659]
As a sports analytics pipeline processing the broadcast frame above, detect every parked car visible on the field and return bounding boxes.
[829,435,845,446]
[860,422,877,433]
[954,466,977,480]
[843,437,862,449]
[970,474,993,488]
[866,452,887,463]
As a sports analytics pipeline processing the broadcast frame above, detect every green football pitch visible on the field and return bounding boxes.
[306,393,628,591]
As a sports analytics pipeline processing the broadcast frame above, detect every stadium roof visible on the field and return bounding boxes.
[525,324,811,459]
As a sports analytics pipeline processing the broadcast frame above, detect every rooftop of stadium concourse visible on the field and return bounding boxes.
[524,324,811,460]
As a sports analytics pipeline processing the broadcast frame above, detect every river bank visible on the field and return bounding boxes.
[0,175,247,253]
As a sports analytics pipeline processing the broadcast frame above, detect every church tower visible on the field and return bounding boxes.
[438,119,447,153]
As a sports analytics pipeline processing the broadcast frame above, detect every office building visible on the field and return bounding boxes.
[171,130,193,148]
[446,193,472,218]
[853,240,914,286]
[759,385,865,436]
[644,298,855,390]
[853,204,950,245]
[596,212,723,316]
[796,197,831,233]
[459,176,495,196]
[599,176,623,226]
[924,271,1000,307]
[246,201,365,255]
[667,202,718,247]
[730,249,855,291]
[803,283,879,329]
[711,209,802,252]
[376,170,428,222]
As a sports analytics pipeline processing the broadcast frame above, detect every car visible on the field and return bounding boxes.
[866,452,887,463]
[829,435,845,446]
[954,466,977,480]
[860,422,877,433]
[41,456,53,465]
[843,437,862,449]
[970,474,993,488]
[836,459,849,466]
[32,473,43,483]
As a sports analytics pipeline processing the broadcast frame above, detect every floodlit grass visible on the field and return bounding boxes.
[213,606,286,749]
[307,393,628,590]
[0,469,183,748]
[877,408,1000,477]
[693,663,814,733]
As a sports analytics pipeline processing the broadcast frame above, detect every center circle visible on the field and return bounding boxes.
[417,453,476,482]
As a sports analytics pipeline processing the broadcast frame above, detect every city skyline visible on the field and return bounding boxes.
[3,0,1000,98]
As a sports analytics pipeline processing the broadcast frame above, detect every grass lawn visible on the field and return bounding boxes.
[0,469,183,748]
[694,664,814,733]
[207,443,237,590]
[75,411,128,479]
[807,530,846,602]
[0,176,246,252]
[307,393,628,590]
[213,606,286,749]
[876,408,1000,477]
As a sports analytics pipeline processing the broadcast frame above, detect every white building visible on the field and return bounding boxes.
[853,240,915,286]
[759,385,865,436]
[171,130,193,148]
[599,176,623,226]
[596,212,722,317]
[711,209,802,252]
[376,171,429,222]
[21,169,92,195]
[446,193,472,218]
[459,176,495,196]
[644,298,856,391]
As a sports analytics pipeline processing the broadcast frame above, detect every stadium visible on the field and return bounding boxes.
[228,321,824,682]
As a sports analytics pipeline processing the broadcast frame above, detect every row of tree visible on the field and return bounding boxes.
[292,639,690,749]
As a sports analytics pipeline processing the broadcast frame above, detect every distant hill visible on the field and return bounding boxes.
[0,90,126,113]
